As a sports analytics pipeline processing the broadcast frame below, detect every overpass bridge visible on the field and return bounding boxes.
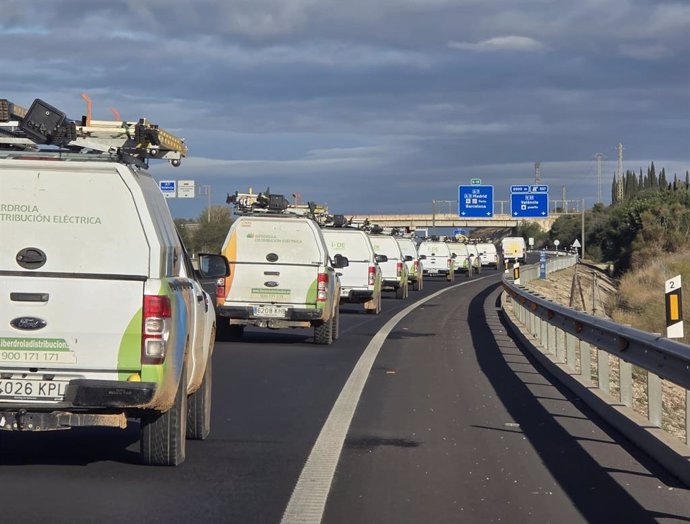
[344,212,563,231]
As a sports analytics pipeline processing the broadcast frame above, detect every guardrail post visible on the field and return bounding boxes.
[619,360,633,407]
[556,328,566,363]
[580,341,591,382]
[597,348,610,394]
[547,323,556,355]
[648,373,662,427]
[540,318,548,349]
[686,391,690,444]
[566,333,576,370]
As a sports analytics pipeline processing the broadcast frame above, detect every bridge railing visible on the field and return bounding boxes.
[502,256,690,482]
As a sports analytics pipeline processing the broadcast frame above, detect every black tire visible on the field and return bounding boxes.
[412,279,419,291]
[217,319,244,341]
[314,315,334,345]
[216,318,232,341]
[187,355,212,440]
[395,284,405,299]
[332,306,340,340]
[140,364,188,466]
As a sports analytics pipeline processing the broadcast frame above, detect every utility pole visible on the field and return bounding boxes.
[432,200,436,236]
[562,185,566,212]
[594,153,605,204]
[198,185,211,222]
[581,198,585,259]
[534,161,541,184]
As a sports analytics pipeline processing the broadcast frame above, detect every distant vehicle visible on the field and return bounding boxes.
[466,244,482,271]
[369,235,410,298]
[418,241,455,282]
[395,237,424,291]
[476,243,498,267]
[501,236,526,263]
[322,228,384,314]
[217,215,346,345]
[447,242,470,273]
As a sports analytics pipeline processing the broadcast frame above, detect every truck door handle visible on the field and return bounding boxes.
[196,295,204,302]
[10,292,49,302]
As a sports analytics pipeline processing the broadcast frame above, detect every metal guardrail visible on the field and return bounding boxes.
[502,255,690,445]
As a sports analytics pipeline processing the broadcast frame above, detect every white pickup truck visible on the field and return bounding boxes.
[216,215,345,344]
[0,158,228,466]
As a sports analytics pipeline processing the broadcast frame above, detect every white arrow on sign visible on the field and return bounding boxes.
[572,239,581,248]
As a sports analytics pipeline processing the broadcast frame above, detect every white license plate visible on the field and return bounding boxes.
[253,306,287,318]
[0,379,67,401]
[428,269,438,274]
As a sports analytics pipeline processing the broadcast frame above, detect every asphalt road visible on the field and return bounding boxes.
[1,268,690,523]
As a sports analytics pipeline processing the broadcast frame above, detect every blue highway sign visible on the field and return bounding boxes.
[511,192,549,217]
[530,185,549,193]
[459,185,494,217]
[511,185,531,193]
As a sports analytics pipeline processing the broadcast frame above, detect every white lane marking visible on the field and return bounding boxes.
[281,275,496,524]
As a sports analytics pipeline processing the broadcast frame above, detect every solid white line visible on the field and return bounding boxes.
[281,274,496,524]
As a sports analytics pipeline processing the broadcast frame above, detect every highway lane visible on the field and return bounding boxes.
[322,276,690,523]
[0,273,447,523]
[0,268,689,523]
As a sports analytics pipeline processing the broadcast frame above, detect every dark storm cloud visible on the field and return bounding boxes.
[1,0,688,217]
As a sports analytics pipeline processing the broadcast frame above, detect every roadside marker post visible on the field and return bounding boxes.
[513,262,520,285]
[665,275,684,339]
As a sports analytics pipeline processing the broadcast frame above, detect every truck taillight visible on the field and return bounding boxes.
[216,277,226,304]
[396,261,402,277]
[142,295,171,365]
[317,273,329,302]
[413,260,419,271]
[368,266,376,286]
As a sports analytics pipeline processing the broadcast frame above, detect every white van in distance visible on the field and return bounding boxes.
[322,228,384,314]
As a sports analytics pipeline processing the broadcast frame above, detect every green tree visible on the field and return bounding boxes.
[194,205,233,253]
[517,221,548,248]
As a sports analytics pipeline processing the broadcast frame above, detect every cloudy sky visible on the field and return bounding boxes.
[2,0,689,218]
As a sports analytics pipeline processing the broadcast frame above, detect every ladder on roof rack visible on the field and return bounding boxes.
[0,97,187,168]
[226,188,334,225]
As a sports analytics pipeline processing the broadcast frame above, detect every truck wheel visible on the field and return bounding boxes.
[332,307,340,340]
[140,364,187,466]
[314,316,333,345]
[395,284,405,299]
[187,356,212,440]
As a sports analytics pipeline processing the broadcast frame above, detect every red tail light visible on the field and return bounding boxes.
[396,261,403,277]
[142,295,171,365]
[216,277,226,304]
[413,260,419,271]
[317,273,329,302]
[368,265,376,286]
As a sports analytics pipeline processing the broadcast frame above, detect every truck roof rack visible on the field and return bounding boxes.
[226,188,334,224]
[0,97,187,168]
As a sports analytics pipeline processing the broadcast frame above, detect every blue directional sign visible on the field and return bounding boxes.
[159,180,177,199]
[459,185,494,217]
[511,192,549,217]
[511,185,531,193]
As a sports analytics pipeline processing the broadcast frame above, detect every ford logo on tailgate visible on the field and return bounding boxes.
[10,317,47,330]
[264,281,279,288]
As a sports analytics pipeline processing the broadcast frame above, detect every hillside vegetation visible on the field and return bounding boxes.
[517,163,690,341]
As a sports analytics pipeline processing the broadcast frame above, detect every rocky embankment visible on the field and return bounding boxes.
[523,261,617,317]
